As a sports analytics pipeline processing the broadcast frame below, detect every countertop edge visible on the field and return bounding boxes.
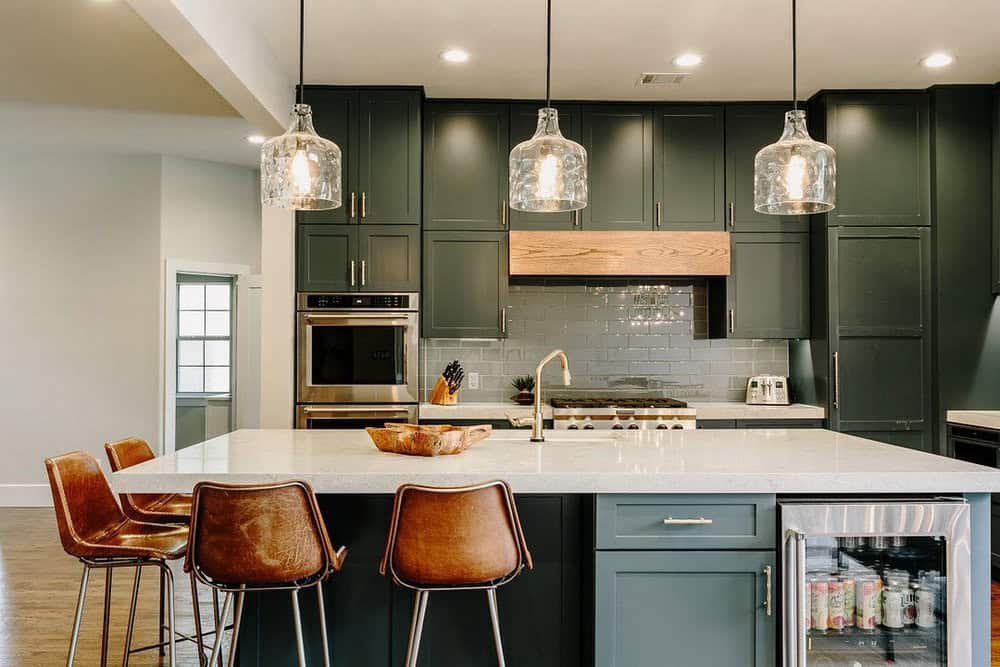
[946,410,1000,431]
[419,401,826,421]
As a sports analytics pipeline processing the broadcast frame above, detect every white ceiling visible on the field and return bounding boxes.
[246,0,1000,100]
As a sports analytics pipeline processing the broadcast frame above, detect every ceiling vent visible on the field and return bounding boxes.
[636,72,691,86]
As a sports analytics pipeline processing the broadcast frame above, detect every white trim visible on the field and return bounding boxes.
[162,259,250,456]
[0,484,53,507]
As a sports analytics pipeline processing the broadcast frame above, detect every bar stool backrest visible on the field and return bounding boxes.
[105,437,154,471]
[45,451,125,558]
[187,480,340,590]
[380,480,533,589]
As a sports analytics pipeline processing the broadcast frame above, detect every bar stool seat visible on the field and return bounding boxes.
[106,438,192,524]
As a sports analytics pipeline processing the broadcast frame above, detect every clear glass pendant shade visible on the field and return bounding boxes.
[509,108,588,212]
[260,104,342,210]
[754,110,836,215]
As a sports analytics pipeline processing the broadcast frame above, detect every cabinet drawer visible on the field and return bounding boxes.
[596,494,776,550]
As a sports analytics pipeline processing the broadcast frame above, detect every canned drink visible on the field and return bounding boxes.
[855,578,879,630]
[828,580,846,631]
[883,586,905,629]
[904,583,918,626]
[840,576,856,626]
[916,587,937,628]
[810,577,830,632]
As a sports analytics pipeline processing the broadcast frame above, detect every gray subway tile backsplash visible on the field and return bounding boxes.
[420,280,788,403]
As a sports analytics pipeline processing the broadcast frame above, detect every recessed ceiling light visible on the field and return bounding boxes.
[921,52,954,68]
[672,53,703,67]
[440,49,470,64]
[245,134,267,145]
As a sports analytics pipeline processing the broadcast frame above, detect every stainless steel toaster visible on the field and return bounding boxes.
[745,375,789,405]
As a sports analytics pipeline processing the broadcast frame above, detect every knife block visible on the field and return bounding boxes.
[429,375,459,405]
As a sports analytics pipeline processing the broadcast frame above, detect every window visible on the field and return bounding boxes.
[177,278,233,394]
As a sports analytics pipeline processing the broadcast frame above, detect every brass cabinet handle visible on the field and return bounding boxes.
[656,201,662,229]
[763,565,773,617]
[350,192,357,219]
[728,202,735,230]
[360,260,367,287]
[501,200,508,227]
[500,307,507,335]
[663,517,713,525]
[573,210,580,227]
[361,192,367,219]
[728,308,735,335]
[350,260,356,287]
[832,352,840,409]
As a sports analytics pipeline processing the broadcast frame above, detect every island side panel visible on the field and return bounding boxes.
[967,493,991,667]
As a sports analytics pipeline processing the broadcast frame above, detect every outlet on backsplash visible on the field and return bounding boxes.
[467,372,480,390]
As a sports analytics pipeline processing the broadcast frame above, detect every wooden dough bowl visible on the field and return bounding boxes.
[366,423,492,457]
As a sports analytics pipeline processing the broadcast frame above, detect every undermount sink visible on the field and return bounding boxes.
[486,430,621,443]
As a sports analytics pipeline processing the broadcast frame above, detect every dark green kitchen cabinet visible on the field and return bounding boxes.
[724,104,808,232]
[653,105,724,231]
[580,105,654,230]
[993,84,1000,294]
[595,550,776,667]
[298,224,419,292]
[708,233,809,339]
[817,93,931,227]
[423,231,508,338]
[296,89,358,225]
[423,103,509,231]
[508,103,583,230]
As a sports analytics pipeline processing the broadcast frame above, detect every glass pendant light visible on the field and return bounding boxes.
[754,0,835,215]
[260,0,341,210]
[509,0,587,212]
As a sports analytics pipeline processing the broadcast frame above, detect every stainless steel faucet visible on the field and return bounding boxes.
[529,349,572,442]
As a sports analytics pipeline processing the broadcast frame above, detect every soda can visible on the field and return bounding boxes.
[883,586,905,629]
[840,576,856,626]
[855,577,879,630]
[916,587,937,628]
[810,577,829,632]
[904,583,918,626]
[828,580,846,631]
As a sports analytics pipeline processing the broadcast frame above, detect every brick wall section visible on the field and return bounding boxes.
[421,280,789,403]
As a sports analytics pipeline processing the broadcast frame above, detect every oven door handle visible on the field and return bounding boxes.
[302,406,413,414]
[303,313,412,325]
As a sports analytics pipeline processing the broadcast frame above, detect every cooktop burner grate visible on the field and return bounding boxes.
[550,397,688,409]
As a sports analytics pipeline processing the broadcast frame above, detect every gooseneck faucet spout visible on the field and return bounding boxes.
[532,349,572,442]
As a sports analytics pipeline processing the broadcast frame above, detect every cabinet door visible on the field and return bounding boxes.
[357,90,421,225]
[825,93,931,226]
[653,105,724,231]
[423,103,509,230]
[297,224,357,292]
[296,89,359,225]
[993,85,1000,294]
[728,233,809,338]
[829,227,932,449]
[580,105,654,230]
[596,551,775,667]
[357,225,419,292]
[724,104,808,232]
[508,103,582,230]
[423,232,508,338]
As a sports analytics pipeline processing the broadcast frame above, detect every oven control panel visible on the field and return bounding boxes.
[299,292,418,311]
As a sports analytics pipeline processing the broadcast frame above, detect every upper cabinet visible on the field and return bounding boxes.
[653,105,724,231]
[508,103,583,230]
[296,87,421,225]
[424,102,510,231]
[724,104,808,232]
[298,224,419,292]
[580,105,654,230]
[818,93,931,227]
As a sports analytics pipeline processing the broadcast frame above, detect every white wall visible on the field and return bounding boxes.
[0,152,163,504]
[258,206,295,428]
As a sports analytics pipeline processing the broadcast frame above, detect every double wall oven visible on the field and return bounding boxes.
[296,292,419,428]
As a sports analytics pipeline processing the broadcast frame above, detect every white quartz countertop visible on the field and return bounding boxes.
[946,410,1000,431]
[112,428,1000,495]
[418,401,824,421]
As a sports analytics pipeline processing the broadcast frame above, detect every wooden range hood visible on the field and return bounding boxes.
[508,230,731,277]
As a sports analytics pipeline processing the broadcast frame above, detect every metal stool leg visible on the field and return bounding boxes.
[122,566,142,667]
[486,588,506,667]
[207,593,233,667]
[404,590,429,667]
[212,589,224,667]
[226,587,245,667]
[66,565,90,667]
[158,568,166,656]
[160,563,177,667]
[291,589,307,667]
[190,571,206,666]
[100,568,113,667]
[316,582,331,667]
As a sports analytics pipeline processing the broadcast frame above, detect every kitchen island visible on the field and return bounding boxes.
[114,429,1000,667]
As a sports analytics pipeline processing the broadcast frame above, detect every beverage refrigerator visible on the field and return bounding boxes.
[780,499,971,666]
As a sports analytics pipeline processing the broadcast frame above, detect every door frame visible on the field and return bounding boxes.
[162,259,251,456]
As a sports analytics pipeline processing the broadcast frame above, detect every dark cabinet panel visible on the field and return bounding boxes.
[423,232,508,338]
[297,224,356,292]
[823,93,931,226]
[357,90,422,225]
[508,103,583,230]
[728,233,810,338]
[724,104,808,232]
[993,85,1000,293]
[580,105,654,230]
[357,225,420,291]
[835,234,926,333]
[296,89,359,225]
[424,103,509,231]
[653,105,724,231]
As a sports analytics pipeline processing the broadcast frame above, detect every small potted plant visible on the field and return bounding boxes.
[510,376,536,405]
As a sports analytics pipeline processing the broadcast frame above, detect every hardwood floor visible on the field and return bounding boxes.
[0,507,998,665]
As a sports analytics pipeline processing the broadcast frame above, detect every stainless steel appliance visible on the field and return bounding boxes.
[781,499,971,666]
[295,404,418,429]
[296,292,419,405]
[551,397,696,430]
[746,375,790,405]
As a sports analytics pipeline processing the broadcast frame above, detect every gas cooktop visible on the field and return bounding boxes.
[550,397,688,409]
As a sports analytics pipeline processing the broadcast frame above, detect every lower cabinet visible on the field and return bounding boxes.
[423,231,508,338]
[595,550,776,667]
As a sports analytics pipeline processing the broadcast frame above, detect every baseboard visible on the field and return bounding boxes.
[0,484,52,507]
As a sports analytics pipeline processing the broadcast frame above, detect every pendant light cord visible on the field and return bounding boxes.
[791,0,797,111]
[545,0,552,109]
[298,0,305,105]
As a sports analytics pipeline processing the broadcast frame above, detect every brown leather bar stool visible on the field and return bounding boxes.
[186,480,348,667]
[380,480,533,667]
[45,451,188,667]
